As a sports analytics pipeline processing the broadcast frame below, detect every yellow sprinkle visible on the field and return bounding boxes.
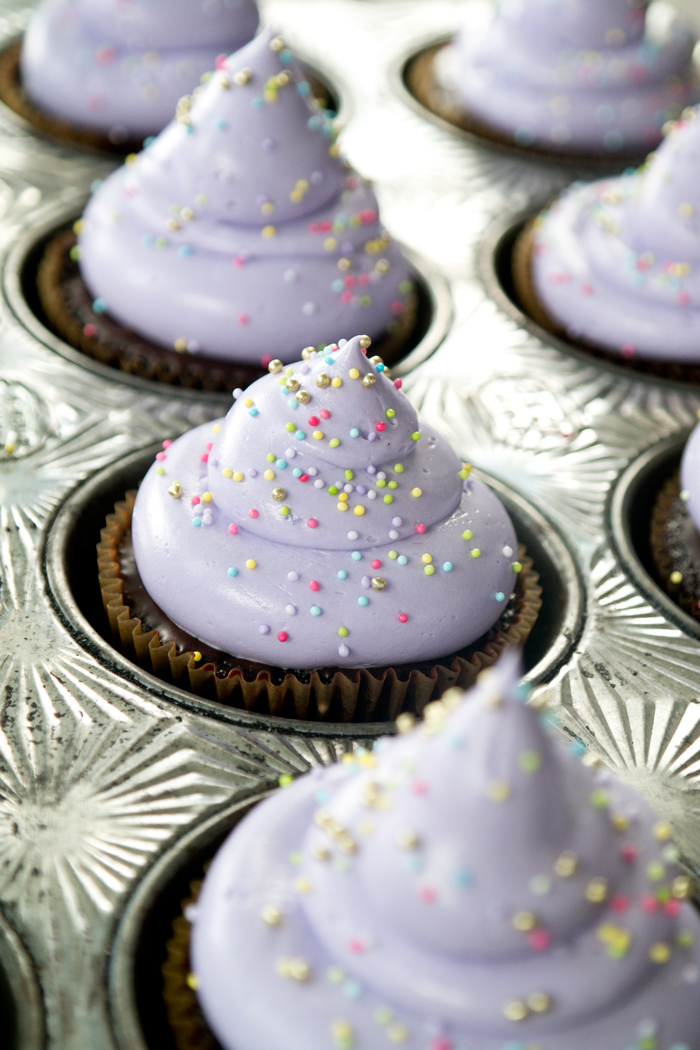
[332,378,342,388]
[213,424,221,433]
[337,503,348,512]
[244,397,253,407]
[193,651,202,662]
[186,974,200,990]
[313,430,324,440]
[202,492,212,503]
[654,821,673,841]
[73,219,84,234]
[670,571,683,585]
[338,493,348,502]
[264,469,275,481]
[233,472,244,482]
[353,506,365,516]
[262,225,276,239]
[421,554,432,564]
[324,237,338,251]
[489,781,510,802]
[246,559,256,569]
[295,878,312,894]
[222,468,233,478]
[411,488,422,498]
[649,943,671,964]
[349,368,360,379]
[125,153,138,165]
[174,337,188,353]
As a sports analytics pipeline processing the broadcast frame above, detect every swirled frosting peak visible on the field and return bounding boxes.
[77,29,413,362]
[21,0,259,140]
[192,654,700,1050]
[532,106,700,360]
[448,0,697,153]
[131,336,519,668]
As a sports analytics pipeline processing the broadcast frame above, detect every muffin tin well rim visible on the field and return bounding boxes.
[3,194,453,405]
[478,209,700,396]
[42,440,585,736]
[0,904,45,1050]
[608,429,700,642]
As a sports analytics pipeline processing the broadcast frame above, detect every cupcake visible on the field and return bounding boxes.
[38,28,416,390]
[513,106,700,376]
[651,418,700,619]
[410,0,697,158]
[167,654,700,1050]
[0,0,258,152]
[98,336,540,721]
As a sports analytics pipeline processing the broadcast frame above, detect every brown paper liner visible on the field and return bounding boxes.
[404,43,647,163]
[97,492,541,723]
[512,220,700,385]
[0,41,143,155]
[650,472,700,620]
[36,228,419,392]
[162,880,220,1050]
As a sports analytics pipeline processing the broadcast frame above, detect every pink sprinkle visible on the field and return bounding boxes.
[640,895,658,913]
[278,631,288,642]
[318,221,332,233]
[620,844,638,863]
[261,355,272,369]
[340,291,353,304]
[548,272,572,285]
[237,313,249,326]
[528,929,551,952]
[233,255,246,268]
[162,440,173,449]
[83,323,98,337]
[358,274,370,287]
[620,343,635,360]
[205,442,213,451]
[390,301,404,315]
[300,474,309,483]
[375,422,386,432]
[156,451,166,461]
[580,283,594,296]
[665,900,681,916]
[371,559,381,569]
[418,886,436,903]
[415,524,426,534]
[359,209,378,224]
[308,416,319,426]
[610,895,629,914]
[398,613,408,623]
[344,276,356,289]
[200,453,209,463]
[215,54,227,70]
[308,518,318,529]
[309,580,320,591]
[678,292,691,306]
[394,379,402,389]
[96,46,116,65]
[320,409,331,419]
[88,93,106,112]
[410,779,427,795]
[431,1039,453,1050]
[228,523,238,535]
[191,497,201,506]
[348,938,365,954]
[248,509,259,519]
[308,222,320,234]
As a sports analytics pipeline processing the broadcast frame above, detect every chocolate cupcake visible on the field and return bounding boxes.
[650,420,700,619]
[97,336,540,722]
[512,106,700,382]
[38,28,418,389]
[160,655,700,1050]
[408,0,697,159]
[0,0,259,152]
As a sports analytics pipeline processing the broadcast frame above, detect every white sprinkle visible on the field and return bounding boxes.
[287,571,299,582]
[286,448,296,459]
[286,605,297,616]
[367,490,377,500]
[347,531,358,540]
[377,472,386,480]
[392,517,403,527]
[503,545,513,557]
[284,268,298,282]
[259,624,270,635]
[247,468,258,478]
[338,644,349,658]
[389,529,398,540]
[344,483,353,493]
[233,388,243,399]
[302,302,317,316]
[307,467,318,476]
[314,479,325,489]
[366,465,376,475]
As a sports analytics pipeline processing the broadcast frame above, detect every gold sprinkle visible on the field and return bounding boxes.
[503,1000,528,1022]
[261,904,282,926]
[554,851,578,878]
[527,992,551,1014]
[317,373,330,388]
[396,712,415,734]
[512,911,537,932]
[167,481,182,499]
[358,335,372,349]
[371,577,386,591]
[268,359,283,374]
[585,877,608,903]
[673,875,691,900]
[272,488,286,501]
[361,373,376,388]
[395,830,420,850]
[286,378,300,393]
[233,66,252,84]
[296,390,311,403]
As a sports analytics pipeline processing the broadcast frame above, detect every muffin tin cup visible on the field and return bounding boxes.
[44,441,582,735]
[0,908,44,1050]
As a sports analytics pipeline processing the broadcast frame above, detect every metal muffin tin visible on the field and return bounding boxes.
[0,0,699,1045]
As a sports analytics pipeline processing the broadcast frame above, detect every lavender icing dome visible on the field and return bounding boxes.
[20,0,259,140]
[77,29,413,364]
[446,0,697,153]
[190,655,700,1050]
[530,106,700,361]
[131,336,520,669]
[680,421,700,532]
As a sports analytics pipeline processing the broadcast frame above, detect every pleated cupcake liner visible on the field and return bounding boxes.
[650,472,700,622]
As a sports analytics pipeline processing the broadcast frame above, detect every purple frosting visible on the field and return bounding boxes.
[77,28,413,363]
[531,106,700,360]
[446,0,697,153]
[131,336,519,669]
[20,0,259,140]
[680,421,700,532]
[191,654,700,1049]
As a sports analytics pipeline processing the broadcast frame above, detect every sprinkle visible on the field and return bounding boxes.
[278,631,288,642]
[442,562,453,573]
[309,580,320,592]
[398,613,408,623]
[411,487,422,497]
[670,570,683,585]
[415,524,426,534]
[228,524,238,535]
[462,530,473,540]
[358,596,369,607]
[555,851,578,877]
[193,652,202,662]
[308,518,318,529]
[227,567,238,577]
[338,570,348,580]
[246,559,256,569]
[649,943,671,964]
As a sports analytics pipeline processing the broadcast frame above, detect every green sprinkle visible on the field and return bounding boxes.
[388,551,398,560]
[338,627,348,637]
[285,422,295,432]
[383,495,393,504]
[267,453,275,462]
[462,530,473,540]
[471,549,481,559]
[329,438,340,448]
[411,432,421,441]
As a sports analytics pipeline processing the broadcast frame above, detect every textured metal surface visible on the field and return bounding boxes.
[0,0,697,1047]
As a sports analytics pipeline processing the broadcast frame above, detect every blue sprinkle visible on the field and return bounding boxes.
[325,356,334,365]
[342,979,363,1000]
[310,605,321,616]
[248,407,258,417]
[495,591,505,602]
[142,234,155,247]
[350,428,359,438]
[351,551,362,561]
[403,854,422,873]
[178,245,192,258]
[297,81,311,97]
[376,363,385,372]
[185,124,195,135]
[322,123,334,138]
[252,97,265,109]
[142,135,155,148]
[288,399,298,409]
[215,118,228,130]
[276,459,287,469]
[332,279,344,292]
[228,567,238,577]
[397,555,408,566]
[337,570,348,580]
[92,297,108,314]
[281,386,289,395]
[295,430,306,441]
[307,115,321,130]
[90,179,104,194]
[192,517,202,527]
[358,596,369,607]
[454,869,474,888]
[442,562,453,572]
[315,788,330,804]
[569,739,586,757]
[280,49,293,64]
[293,468,303,478]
